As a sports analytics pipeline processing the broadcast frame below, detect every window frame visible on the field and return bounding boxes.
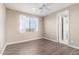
[19,15,38,33]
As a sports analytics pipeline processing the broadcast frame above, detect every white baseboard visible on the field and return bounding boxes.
[0,44,7,55]
[69,44,79,49]
[0,37,42,55]
[7,37,42,45]
[44,37,58,43]
[1,37,79,55]
[44,37,79,50]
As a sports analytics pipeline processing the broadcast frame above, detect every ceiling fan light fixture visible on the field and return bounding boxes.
[32,3,52,13]
[32,8,37,12]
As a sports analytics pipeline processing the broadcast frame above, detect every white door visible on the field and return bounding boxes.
[57,10,69,45]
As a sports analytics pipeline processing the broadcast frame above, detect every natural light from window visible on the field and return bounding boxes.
[19,15,38,33]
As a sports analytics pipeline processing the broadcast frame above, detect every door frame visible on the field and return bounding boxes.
[56,9,70,45]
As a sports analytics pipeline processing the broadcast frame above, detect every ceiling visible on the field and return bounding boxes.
[5,3,74,16]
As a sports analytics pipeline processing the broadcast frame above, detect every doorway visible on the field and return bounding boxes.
[57,10,69,45]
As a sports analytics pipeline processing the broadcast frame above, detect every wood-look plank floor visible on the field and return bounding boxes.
[3,39,79,55]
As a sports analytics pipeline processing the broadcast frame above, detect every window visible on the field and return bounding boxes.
[19,15,38,33]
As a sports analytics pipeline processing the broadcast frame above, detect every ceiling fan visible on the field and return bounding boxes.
[32,3,52,13]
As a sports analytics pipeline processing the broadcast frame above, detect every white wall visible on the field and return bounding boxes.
[43,13,57,42]
[0,3,6,53]
[6,9,43,44]
[69,4,79,48]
